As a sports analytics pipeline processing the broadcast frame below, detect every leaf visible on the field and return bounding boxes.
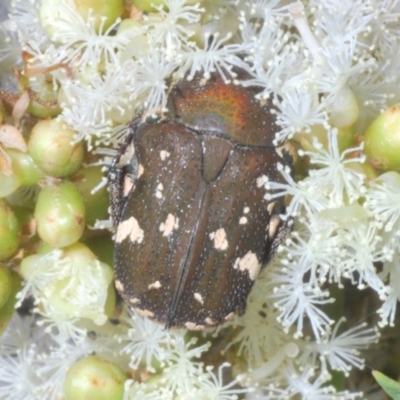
[372,370,400,400]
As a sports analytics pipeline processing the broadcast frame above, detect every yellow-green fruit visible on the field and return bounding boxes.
[0,264,12,309]
[364,103,400,171]
[74,0,124,32]
[34,182,85,247]
[0,271,22,335]
[64,355,126,400]
[28,119,84,178]
[0,200,20,261]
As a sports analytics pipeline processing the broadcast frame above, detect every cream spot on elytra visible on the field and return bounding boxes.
[130,298,141,304]
[155,183,164,199]
[194,292,204,304]
[185,322,205,330]
[233,251,261,280]
[209,228,228,250]
[148,281,162,290]
[135,309,154,318]
[116,217,144,244]
[123,175,134,197]
[159,213,179,237]
[205,317,218,325]
[256,176,266,188]
[268,215,281,238]
[244,207,250,214]
[138,164,144,178]
[160,150,170,160]
[267,201,276,214]
[239,216,248,225]
[115,280,124,292]
[224,312,236,321]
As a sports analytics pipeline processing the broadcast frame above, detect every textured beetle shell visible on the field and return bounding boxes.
[110,71,293,330]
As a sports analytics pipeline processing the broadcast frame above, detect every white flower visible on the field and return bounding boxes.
[300,318,378,376]
[300,129,366,207]
[160,336,211,395]
[8,0,47,48]
[43,3,128,70]
[0,21,21,72]
[0,344,42,400]
[364,171,400,232]
[283,363,362,400]
[261,164,330,217]
[133,50,177,113]
[225,280,287,367]
[61,61,138,139]
[196,363,249,399]
[267,259,334,339]
[116,306,180,371]
[177,32,248,81]
[341,220,388,295]
[272,88,329,142]
[311,0,374,46]
[377,254,400,327]
[17,249,72,307]
[366,0,400,51]
[18,246,113,340]
[280,216,342,286]
[144,0,205,59]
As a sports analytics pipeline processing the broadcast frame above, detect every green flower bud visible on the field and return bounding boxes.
[328,85,359,129]
[7,149,45,186]
[73,0,124,32]
[294,124,355,154]
[0,170,21,198]
[16,74,61,118]
[35,181,85,247]
[131,0,166,12]
[0,264,12,309]
[28,119,84,178]
[63,242,109,275]
[318,204,369,229]
[49,242,113,321]
[64,355,126,400]
[364,103,400,171]
[0,200,20,261]
[71,166,109,226]
[0,271,22,335]
[345,161,378,182]
[40,0,124,39]
[117,20,149,66]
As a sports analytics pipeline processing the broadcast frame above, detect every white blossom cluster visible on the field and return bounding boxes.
[1,0,400,399]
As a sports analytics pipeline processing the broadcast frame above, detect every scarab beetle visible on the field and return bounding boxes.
[108,69,294,330]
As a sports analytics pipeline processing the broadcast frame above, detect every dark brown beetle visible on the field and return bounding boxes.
[108,69,293,330]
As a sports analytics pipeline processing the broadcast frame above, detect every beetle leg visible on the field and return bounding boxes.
[108,117,141,230]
